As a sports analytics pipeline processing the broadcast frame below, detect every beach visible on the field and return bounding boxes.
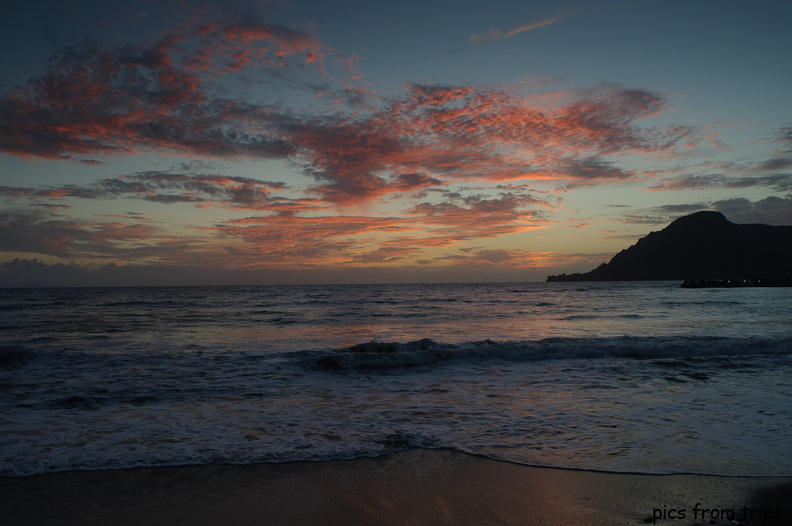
[2,449,790,526]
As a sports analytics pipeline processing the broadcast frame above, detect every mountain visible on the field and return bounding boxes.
[546,211,792,282]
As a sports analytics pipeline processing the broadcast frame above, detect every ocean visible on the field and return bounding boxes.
[1,281,791,477]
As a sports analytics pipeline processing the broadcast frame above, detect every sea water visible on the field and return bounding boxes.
[1,281,790,476]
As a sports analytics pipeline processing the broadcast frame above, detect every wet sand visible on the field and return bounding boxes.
[1,449,790,525]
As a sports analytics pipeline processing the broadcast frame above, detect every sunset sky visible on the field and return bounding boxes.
[1,0,790,286]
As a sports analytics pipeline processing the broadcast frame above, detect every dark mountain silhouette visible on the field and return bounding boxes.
[546,211,792,282]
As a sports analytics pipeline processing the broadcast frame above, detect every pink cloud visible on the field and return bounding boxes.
[470,17,560,45]
[0,15,699,207]
[0,74,697,204]
[276,83,695,203]
[503,19,560,38]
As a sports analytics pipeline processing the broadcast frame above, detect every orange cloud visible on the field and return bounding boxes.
[1,180,569,274]
[276,83,694,203]
[1,180,550,267]
[438,248,572,269]
[208,214,416,267]
[0,15,343,161]
[203,189,551,267]
[0,16,699,208]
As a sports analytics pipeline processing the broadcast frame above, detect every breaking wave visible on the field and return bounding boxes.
[296,335,792,371]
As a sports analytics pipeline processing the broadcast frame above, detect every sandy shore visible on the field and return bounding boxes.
[1,449,790,526]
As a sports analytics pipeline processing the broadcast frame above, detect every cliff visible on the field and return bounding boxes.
[546,211,792,282]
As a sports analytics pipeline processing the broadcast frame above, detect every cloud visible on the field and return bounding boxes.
[775,125,792,150]
[210,190,550,266]
[654,203,710,214]
[210,213,416,266]
[0,14,343,161]
[400,191,550,246]
[617,197,792,227]
[711,196,792,225]
[561,157,633,180]
[1,177,556,270]
[0,210,166,260]
[470,18,560,45]
[645,126,792,195]
[290,83,694,203]
[435,247,578,271]
[472,249,513,263]
[503,19,560,38]
[614,214,670,225]
[646,174,792,193]
[758,158,792,171]
[0,173,322,212]
[212,196,546,266]
[0,258,101,287]
[0,256,573,287]
[1,15,698,205]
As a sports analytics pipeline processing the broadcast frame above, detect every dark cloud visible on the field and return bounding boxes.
[475,249,513,263]
[0,186,34,198]
[622,198,791,227]
[654,203,709,214]
[711,196,792,225]
[0,257,565,287]
[0,258,97,287]
[617,215,670,225]
[144,194,205,204]
[758,158,792,171]
[617,203,711,225]
[0,210,159,259]
[776,126,792,150]
[562,157,632,179]
[727,175,792,192]
[647,174,792,193]
[0,173,295,211]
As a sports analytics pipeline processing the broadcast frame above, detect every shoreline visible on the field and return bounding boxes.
[2,449,790,526]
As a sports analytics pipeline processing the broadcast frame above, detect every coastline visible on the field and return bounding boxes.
[2,449,790,526]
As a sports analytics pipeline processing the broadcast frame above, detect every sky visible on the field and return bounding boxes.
[1,0,791,286]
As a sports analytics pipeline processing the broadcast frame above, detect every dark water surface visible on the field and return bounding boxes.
[2,282,791,476]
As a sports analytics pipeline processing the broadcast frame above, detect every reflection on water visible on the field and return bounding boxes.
[2,281,791,477]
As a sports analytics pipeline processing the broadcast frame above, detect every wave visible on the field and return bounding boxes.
[0,345,38,369]
[3,336,791,478]
[559,314,648,320]
[99,300,181,307]
[296,336,792,371]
